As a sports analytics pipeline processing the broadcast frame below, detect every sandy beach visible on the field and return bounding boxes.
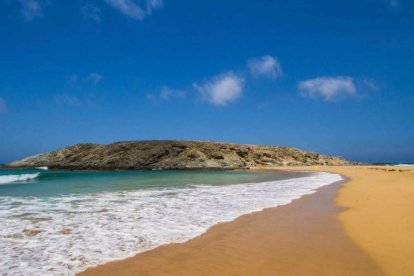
[79,166,414,276]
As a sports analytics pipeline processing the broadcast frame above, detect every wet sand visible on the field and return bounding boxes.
[270,166,414,276]
[79,166,409,275]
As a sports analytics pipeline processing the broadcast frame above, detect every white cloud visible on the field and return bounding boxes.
[20,0,42,21]
[105,0,163,20]
[0,98,7,112]
[248,55,283,79]
[298,76,357,101]
[193,72,244,106]
[82,4,101,24]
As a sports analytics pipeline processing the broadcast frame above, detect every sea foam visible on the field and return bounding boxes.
[0,171,342,275]
[0,173,40,185]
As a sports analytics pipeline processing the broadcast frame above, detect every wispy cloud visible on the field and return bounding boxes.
[247,55,283,79]
[193,72,244,106]
[54,94,81,107]
[146,0,163,14]
[105,0,144,20]
[20,0,42,21]
[82,4,102,24]
[362,78,379,92]
[389,0,400,8]
[147,86,186,103]
[54,94,98,109]
[160,86,186,100]
[105,0,163,20]
[67,73,103,86]
[57,73,102,108]
[0,98,8,113]
[67,74,79,85]
[298,76,357,101]
[88,73,103,84]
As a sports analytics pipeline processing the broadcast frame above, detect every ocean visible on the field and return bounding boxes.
[0,168,343,275]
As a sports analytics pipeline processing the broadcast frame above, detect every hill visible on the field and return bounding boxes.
[6,140,352,170]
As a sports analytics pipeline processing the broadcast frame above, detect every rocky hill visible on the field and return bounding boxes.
[5,140,352,170]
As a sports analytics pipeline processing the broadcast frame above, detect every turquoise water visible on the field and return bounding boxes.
[0,168,342,275]
[0,168,306,197]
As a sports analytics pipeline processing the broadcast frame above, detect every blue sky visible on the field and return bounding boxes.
[0,0,413,163]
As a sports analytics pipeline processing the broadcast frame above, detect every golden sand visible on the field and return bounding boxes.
[328,166,414,276]
[79,166,414,276]
[264,165,414,276]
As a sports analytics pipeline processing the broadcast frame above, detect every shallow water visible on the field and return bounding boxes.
[0,168,342,275]
[0,168,306,197]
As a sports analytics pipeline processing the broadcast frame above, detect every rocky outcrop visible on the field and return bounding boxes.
[6,140,352,170]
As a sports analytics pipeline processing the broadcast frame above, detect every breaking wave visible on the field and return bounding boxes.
[0,173,40,185]
[0,171,343,275]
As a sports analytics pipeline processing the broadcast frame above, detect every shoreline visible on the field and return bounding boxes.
[79,166,396,275]
[1,168,337,274]
[260,165,414,275]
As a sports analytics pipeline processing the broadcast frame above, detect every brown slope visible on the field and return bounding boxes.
[6,140,351,170]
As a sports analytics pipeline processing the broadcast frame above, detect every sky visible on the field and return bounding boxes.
[0,0,413,163]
